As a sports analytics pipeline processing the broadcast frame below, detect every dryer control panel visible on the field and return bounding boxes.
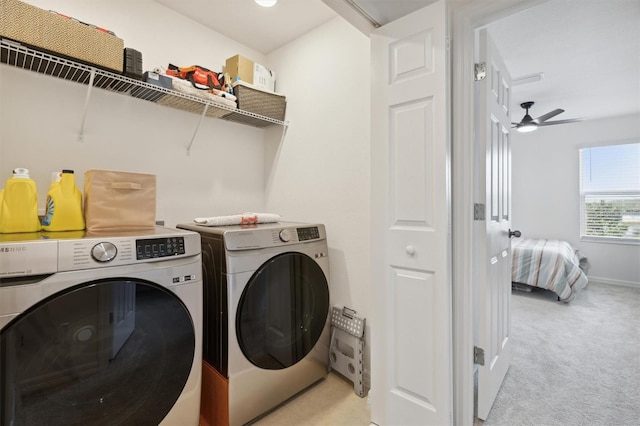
[220,223,326,251]
[297,226,320,241]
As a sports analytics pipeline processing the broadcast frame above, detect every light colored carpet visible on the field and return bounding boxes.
[482,282,640,426]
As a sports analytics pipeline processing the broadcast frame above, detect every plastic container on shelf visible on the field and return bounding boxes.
[0,168,41,233]
[42,169,85,232]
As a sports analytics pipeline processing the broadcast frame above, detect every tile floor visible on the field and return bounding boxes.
[251,372,370,426]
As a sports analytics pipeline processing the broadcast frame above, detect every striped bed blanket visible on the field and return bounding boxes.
[511,239,588,301]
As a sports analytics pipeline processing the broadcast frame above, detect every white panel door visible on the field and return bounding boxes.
[371,1,451,425]
[475,28,513,421]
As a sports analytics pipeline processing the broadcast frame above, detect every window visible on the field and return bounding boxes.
[580,142,640,243]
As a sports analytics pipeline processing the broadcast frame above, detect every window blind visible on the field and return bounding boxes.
[580,143,640,241]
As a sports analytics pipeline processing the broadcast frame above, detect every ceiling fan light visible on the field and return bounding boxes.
[255,0,277,7]
[517,122,538,133]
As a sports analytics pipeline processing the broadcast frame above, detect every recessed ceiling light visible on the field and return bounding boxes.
[255,0,277,7]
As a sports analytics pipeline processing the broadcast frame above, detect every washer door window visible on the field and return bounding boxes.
[0,279,195,426]
[237,252,329,370]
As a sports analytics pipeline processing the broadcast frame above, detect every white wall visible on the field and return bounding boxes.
[0,0,269,226]
[265,16,371,319]
[264,17,372,380]
[511,113,640,286]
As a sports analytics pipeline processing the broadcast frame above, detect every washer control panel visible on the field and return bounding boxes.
[136,237,185,260]
[56,228,200,272]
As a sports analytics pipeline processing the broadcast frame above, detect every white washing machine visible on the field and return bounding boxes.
[0,226,202,425]
[177,222,330,426]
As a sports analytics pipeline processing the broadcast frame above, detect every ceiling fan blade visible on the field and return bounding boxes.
[537,118,584,126]
[533,108,564,123]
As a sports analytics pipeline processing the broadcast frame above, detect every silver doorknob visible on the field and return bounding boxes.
[406,245,416,256]
[509,229,521,238]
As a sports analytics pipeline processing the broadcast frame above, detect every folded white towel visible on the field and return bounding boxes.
[193,212,281,227]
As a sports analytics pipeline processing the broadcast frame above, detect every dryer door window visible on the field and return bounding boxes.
[236,252,329,370]
[0,279,195,426]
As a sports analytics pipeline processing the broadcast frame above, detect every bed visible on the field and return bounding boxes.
[511,239,589,302]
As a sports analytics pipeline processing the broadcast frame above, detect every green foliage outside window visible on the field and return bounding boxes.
[585,199,640,239]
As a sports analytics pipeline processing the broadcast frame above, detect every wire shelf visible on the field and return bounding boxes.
[0,38,287,128]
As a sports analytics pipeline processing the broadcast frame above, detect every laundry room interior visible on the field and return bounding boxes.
[1,0,373,424]
[0,0,640,426]
[0,0,372,311]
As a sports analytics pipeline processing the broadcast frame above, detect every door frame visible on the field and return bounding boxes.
[450,0,549,424]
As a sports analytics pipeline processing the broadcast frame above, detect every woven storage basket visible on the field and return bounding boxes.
[0,0,124,72]
[157,94,230,118]
[155,80,235,118]
[233,83,286,121]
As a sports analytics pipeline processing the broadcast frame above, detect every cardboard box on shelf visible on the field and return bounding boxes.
[225,54,253,85]
[225,54,275,92]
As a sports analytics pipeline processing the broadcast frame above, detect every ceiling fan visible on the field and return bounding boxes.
[512,101,583,133]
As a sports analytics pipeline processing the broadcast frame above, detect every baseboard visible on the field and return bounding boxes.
[588,276,640,289]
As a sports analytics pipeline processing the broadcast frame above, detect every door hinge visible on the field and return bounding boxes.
[474,346,485,366]
[474,203,485,220]
[474,62,486,81]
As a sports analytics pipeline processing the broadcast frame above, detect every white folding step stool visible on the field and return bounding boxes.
[328,306,366,397]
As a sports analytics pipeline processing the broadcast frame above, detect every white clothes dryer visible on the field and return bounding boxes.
[0,226,202,426]
[177,222,330,426]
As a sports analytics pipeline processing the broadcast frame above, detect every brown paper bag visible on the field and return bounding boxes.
[84,169,156,231]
